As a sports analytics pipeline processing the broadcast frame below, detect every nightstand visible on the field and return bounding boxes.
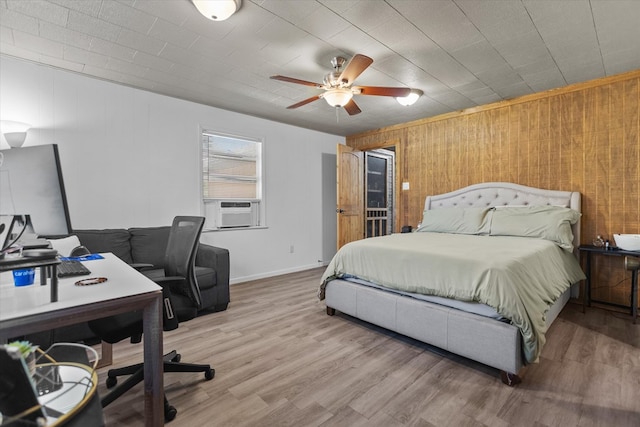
[579,245,639,324]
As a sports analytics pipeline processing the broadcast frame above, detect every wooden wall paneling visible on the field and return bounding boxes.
[422,123,432,221]
[594,130,612,304]
[345,70,640,308]
[517,103,531,186]
[391,135,405,234]
[432,120,442,192]
[538,99,552,191]
[434,120,447,191]
[528,100,540,189]
[455,117,470,190]
[552,96,564,190]
[609,82,625,236]
[499,107,513,185]
[422,124,433,223]
[594,84,613,304]
[508,104,521,185]
[630,77,639,311]
[406,126,423,228]
[442,120,452,193]
[449,118,461,193]
[570,91,585,195]
[622,78,639,235]
[612,79,638,308]
[601,84,625,305]
[442,120,453,189]
[451,118,459,188]
[582,87,598,244]
[595,85,611,237]
[480,110,492,184]
[609,125,625,237]
[468,112,482,186]
[558,93,572,193]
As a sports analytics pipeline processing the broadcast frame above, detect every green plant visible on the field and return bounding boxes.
[7,340,35,358]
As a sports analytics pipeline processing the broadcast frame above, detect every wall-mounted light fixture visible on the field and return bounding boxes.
[191,0,241,21]
[396,89,423,106]
[0,121,31,148]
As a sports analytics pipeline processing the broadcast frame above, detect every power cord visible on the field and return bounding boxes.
[0,214,29,255]
[590,276,629,290]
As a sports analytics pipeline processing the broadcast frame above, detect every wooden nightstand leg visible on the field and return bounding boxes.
[631,269,638,324]
[583,252,592,313]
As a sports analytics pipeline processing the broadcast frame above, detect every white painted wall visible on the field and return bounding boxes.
[0,55,341,283]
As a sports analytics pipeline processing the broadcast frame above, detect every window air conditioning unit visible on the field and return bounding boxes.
[217,201,257,228]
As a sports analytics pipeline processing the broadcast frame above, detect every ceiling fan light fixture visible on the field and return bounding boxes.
[323,88,353,107]
[396,89,423,106]
[191,0,241,21]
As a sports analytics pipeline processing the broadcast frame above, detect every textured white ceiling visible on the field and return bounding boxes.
[1,0,639,136]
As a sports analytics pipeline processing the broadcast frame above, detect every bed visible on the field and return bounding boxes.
[319,182,586,385]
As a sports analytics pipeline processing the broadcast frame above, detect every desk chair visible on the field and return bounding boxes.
[88,216,214,422]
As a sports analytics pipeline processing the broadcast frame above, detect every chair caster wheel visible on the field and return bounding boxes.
[106,376,117,388]
[171,353,181,363]
[205,368,215,380]
[164,405,177,422]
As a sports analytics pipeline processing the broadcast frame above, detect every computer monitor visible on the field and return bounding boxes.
[0,144,72,240]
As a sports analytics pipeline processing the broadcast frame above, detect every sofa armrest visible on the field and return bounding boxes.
[196,244,230,289]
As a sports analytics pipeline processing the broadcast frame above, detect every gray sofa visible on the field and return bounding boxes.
[31,226,229,346]
[74,226,230,313]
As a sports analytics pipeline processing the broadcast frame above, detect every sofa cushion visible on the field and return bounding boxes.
[195,266,216,290]
[129,226,170,266]
[73,229,133,264]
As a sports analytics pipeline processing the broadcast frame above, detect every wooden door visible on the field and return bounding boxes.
[336,144,364,249]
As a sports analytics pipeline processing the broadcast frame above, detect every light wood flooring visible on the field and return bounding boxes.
[98,268,640,426]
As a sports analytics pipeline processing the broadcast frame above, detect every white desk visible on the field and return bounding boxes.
[0,253,164,426]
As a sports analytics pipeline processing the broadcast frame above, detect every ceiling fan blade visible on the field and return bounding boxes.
[271,75,322,88]
[338,54,373,85]
[343,99,362,116]
[286,95,321,109]
[354,86,412,97]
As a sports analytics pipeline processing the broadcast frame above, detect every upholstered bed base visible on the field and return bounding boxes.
[325,279,572,377]
[325,182,582,384]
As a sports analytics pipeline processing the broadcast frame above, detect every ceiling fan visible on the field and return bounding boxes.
[271,54,415,116]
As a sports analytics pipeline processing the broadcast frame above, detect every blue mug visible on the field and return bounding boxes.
[13,268,35,286]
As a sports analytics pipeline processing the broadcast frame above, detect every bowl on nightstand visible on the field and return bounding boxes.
[613,234,640,251]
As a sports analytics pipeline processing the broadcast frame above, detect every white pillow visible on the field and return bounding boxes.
[48,235,81,257]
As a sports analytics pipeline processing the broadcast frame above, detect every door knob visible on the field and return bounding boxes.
[336,208,345,214]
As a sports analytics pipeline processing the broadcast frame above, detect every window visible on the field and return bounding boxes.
[202,130,263,229]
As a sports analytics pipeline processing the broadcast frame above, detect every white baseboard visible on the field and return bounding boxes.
[230,261,329,285]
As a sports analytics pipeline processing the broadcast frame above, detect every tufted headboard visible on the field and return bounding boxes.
[424,182,581,254]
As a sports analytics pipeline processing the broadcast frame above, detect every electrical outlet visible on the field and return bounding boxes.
[289,244,294,253]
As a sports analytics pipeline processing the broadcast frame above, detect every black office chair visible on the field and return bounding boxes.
[88,216,214,422]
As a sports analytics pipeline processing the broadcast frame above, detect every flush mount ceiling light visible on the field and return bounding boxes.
[396,89,423,106]
[0,120,31,148]
[191,0,241,21]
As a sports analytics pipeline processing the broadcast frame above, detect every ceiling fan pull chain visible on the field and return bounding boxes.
[335,107,340,123]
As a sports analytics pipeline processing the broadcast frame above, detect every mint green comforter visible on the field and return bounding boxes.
[319,232,586,363]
